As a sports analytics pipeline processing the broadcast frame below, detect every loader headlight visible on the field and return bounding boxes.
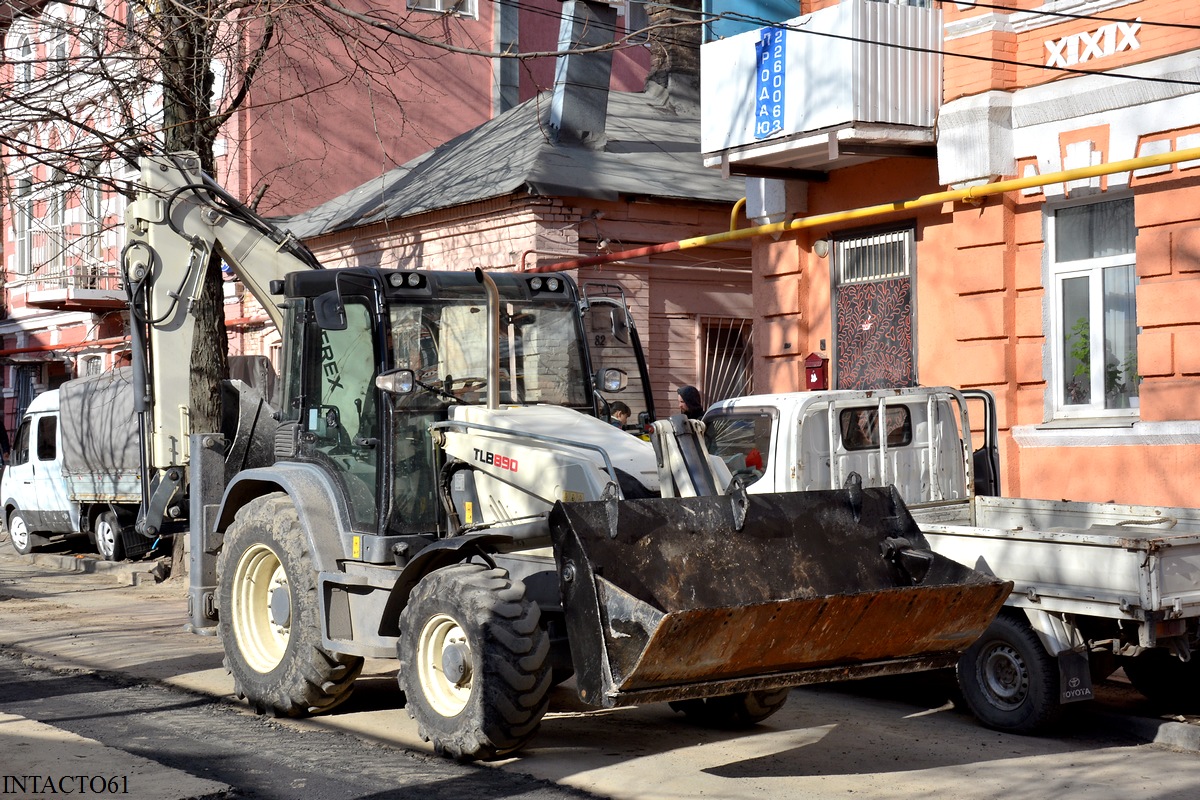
[388,271,426,289]
[527,275,564,293]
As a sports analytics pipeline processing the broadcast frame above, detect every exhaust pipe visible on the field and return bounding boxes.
[474,268,501,410]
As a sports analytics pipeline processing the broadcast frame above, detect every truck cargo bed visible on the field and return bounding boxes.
[916,495,1200,621]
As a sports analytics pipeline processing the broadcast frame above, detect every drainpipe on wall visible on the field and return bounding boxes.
[526,146,1200,272]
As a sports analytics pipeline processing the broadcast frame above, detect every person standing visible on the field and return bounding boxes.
[677,385,704,420]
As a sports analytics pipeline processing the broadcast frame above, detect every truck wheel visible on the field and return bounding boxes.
[669,689,790,728]
[957,613,1061,734]
[1120,651,1200,708]
[218,493,363,717]
[397,563,551,760]
[7,509,34,555]
[94,511,125,562]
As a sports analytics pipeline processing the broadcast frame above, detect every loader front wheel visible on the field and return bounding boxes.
[218,493,363,717]
[669,689,790,729]
[397,563,551,760]
[957,613,1060,734]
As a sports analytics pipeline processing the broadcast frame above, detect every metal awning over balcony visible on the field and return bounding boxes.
[700,0,943,177]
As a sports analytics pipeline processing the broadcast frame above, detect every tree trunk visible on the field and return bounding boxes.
[159,4,227,577]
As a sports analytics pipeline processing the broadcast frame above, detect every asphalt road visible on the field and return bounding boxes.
[4,546,1200,800]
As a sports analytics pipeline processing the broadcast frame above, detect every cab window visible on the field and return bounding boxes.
[704,412,773,481]
[36,416,57,461]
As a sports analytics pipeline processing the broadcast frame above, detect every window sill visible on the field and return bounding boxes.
[1013,419,1200,448]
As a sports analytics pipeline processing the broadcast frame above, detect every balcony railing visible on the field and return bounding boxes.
[18,262,126,312]
[701,0,943,175]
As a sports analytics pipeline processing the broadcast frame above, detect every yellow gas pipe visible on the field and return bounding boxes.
[531,146,1200,272]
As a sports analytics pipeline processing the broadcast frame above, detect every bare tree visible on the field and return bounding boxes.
[1,0,705,435]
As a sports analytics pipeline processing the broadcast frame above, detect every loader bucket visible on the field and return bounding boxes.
[548,486,1012,708]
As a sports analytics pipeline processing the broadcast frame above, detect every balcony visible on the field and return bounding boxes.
[22,264,126,312]
[700,0,942,177]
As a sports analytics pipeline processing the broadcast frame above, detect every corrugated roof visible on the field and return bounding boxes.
[285,87,741,240]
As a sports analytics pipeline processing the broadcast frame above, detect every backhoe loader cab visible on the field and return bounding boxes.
[128,153,1009,762]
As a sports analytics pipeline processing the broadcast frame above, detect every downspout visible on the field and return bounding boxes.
[528,146,1200,272]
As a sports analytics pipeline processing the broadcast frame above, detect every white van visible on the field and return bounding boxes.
[1,390,79,555]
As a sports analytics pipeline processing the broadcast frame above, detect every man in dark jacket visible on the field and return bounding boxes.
[677,385,704,420]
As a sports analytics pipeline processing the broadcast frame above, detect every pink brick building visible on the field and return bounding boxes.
[701,0,1200,506]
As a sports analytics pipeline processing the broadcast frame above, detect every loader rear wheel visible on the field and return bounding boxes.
[669,689,790,729]
[957,613,1060,734]
[397,563,551,760]
[94,510,125,562]
[218,493,363,717]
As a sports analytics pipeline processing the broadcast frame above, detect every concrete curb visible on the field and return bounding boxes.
[17,551,170,586]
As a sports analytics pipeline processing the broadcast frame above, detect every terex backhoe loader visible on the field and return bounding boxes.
[122,153,1011,760]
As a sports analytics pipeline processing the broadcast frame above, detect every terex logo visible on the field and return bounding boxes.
[474,448,518,473]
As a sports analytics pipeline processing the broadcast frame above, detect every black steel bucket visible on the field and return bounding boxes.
[549,485,1011,708]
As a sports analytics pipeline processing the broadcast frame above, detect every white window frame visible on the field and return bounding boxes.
[1047,196,1138,420]
[407,0,478,18]
[13,175,34,275]
[16,34,35,89]
[45,176,68,273]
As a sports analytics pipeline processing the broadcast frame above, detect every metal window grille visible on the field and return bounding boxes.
[701,317,753,404]
[835,228,913,285]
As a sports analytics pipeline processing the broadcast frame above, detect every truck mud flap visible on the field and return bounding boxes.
[549,486,1012,708]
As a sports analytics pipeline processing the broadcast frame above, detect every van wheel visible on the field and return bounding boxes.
[669,689,790,728]
[957,613,1061,734]
[398,563,551,760]
[7,509,34,555]
[218,493,363,716]
[94,511,126,562]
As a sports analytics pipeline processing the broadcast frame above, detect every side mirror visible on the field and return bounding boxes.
[314,290,346,330]
[375,368,415,395]
[596,368,628,393]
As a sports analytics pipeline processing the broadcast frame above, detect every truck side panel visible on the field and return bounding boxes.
[59,367,142,503]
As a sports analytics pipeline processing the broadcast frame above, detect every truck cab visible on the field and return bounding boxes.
[702,387,993,503]
[1,390,76,554]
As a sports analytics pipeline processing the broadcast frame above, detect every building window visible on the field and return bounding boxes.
[407,0,477,18]
[701,317,753,404]
[45,176,67,273]
[82,356,103,376]
[1049,197,1138,417]
[13,176,33,275]
[16,35,34,89]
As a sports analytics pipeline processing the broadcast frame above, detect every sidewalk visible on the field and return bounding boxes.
[2,544,1200,797]
[0,549,233,799]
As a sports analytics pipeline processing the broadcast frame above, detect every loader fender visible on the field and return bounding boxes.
[215,462,352,575]
[378,533,518,637]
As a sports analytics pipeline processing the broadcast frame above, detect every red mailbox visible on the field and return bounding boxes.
[804,352,828,391]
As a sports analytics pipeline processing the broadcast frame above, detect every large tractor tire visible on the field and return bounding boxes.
[957,612,1061,734]
[1120,650,1200,708]
[397,563,551,760]
[94,510,125,562]
[217,493,363,716]
[669,689,790,728]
